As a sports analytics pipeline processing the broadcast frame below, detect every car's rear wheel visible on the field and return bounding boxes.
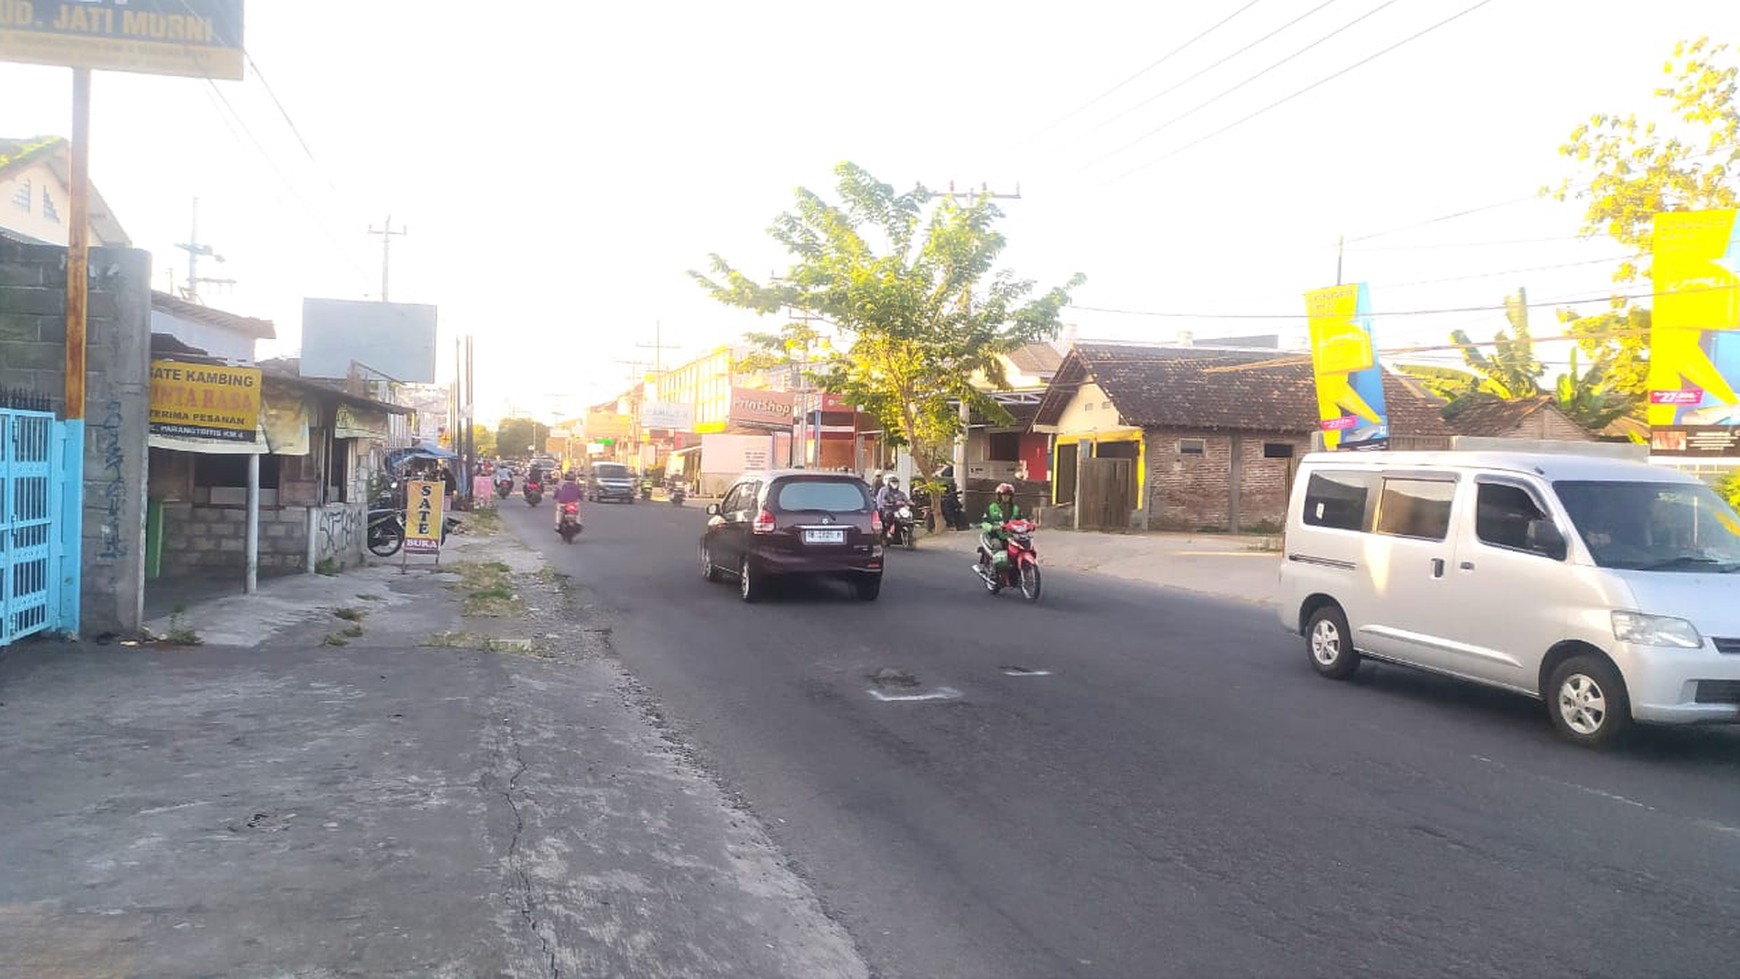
[699,541,721,582]
[1306,605,1359,680]
[739,557,764,603]
[1547,654,1631,748]
[855,576,882,602]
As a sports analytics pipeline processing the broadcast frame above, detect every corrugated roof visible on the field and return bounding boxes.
[1004,342,1064,377]
[151,291,277,340]
[1036,343,1454,436]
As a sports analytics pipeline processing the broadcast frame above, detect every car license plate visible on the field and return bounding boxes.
[804,528,846,544]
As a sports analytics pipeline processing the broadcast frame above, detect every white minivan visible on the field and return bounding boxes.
[1277,451,1740,746]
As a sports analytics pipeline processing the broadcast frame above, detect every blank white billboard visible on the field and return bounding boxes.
[300,298,438,383]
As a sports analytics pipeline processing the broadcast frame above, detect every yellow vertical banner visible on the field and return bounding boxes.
[1305,283,1390,450]
[404,480,445,555]
[1645,209,1740,454]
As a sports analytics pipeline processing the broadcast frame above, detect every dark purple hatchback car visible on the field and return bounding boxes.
[699,470,884,602]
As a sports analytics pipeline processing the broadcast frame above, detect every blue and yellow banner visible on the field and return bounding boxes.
[1646,209,1740,455]
[1306,283,1389,451]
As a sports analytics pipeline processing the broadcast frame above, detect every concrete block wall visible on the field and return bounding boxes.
[0,239,152,636]
[158,504,312,574]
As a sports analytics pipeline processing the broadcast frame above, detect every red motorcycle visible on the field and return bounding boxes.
[975,519,1041,601]
[523,479,543,506]
[557,501,583,543]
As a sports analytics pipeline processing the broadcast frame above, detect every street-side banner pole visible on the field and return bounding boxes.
[58,67,93,635]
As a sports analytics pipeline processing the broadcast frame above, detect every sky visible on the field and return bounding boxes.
[2,0,1734,426]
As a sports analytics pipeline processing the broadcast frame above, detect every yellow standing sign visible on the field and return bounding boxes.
[403,480,444,557]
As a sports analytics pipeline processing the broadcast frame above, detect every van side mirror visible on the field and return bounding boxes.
[705,503,722,516]
[1526,519,1568,560]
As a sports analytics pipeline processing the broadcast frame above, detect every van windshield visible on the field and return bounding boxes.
[1554,480,1740,572]
[594,464,629,479]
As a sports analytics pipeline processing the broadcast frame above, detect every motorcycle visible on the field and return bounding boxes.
[975,519,1041,601]
[366,506,404,557]
[494,475,513,499]
[940,483,968,531]
[523,480,543,506]
[557,501,583,544]
[668,481,686,506]
[883,502,918,550]
[640,480,653,501]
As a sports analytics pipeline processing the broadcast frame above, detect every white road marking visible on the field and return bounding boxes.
[867,686,962,703]
[1001,668,1053,677]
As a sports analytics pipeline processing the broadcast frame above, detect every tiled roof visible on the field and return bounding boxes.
[151,291,276,340]
[1004,342,1064,377]
[1036,343,1454,437]
[1444,395,1551,436]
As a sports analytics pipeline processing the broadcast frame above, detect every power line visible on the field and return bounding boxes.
[1011,1,1264,150]
[1065,280,1729,321]
[1106,0,1498,185]
[1083,0,1395,173]
[1073,0,1345,149]
[242,48,335,192]
[1379,254,1637,289]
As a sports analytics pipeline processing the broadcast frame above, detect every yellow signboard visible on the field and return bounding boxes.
[403,480,445,555]
[1645,209,1740,445]
[1305,284,1389,451]
[149,360,261,443]
[0,1,245,80]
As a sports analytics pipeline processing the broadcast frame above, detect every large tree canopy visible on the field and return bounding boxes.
[692,162,1084,473]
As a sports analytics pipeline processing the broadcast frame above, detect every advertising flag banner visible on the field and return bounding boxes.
[404,480,444,555]
[1305,283,1389,450]
[1645,209,1740,456]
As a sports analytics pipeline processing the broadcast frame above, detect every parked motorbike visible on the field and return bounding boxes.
[557,501,583,544]
[975,519,1041,601]
[883,502,918,550]
[640,481,653,501]
[940,483,968,531]
[668,481,686,506]
[523,480,543,506]
[366,506,404,557]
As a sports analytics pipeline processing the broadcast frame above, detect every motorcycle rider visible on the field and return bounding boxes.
[553,470,583,530]
[875,476,909,541]
[979,482,1024,572]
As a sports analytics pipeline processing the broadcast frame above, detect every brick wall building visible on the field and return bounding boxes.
[1034,344,1456,532]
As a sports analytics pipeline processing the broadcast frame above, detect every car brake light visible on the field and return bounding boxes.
[753,510,776,534]
[872,510,882,533]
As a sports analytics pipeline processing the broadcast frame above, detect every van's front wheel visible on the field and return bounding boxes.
[1547,655,1631,748]
[1306,605,1359,680]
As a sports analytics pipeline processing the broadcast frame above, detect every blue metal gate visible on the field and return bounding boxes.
[1,408,66,645]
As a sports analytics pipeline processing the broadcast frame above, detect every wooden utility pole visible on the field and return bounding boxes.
[368,216,407,301]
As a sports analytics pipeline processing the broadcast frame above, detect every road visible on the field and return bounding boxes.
[502,497,1740,979]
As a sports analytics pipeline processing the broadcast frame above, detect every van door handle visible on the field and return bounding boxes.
[1459,561,1475,571]
[1431,558,1445,578]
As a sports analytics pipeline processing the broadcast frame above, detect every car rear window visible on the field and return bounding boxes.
[771,478,871,513]
[594,465,629,478]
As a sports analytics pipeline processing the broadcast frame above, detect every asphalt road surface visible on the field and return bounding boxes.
[502,497,1740,979]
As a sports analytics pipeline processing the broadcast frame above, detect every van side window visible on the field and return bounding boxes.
[1302,472,1373,531]
[1475,483,1548,551]
[1375,478,1456,541]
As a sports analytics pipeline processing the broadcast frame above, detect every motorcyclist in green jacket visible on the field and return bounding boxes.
[979,482,1023,570]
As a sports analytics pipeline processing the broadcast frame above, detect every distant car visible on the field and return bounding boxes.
[700,470,884,602]
[588,462,637,503]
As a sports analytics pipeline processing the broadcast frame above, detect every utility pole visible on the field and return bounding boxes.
[368,215,407,301]
[174,197,234,301]
[929,180,1022,502]
[1336,235,1345,286]
[635,320,682,375]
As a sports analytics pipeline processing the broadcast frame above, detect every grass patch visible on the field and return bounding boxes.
[421,631,547,657]
[163,607,202,646]
[333,607,367,622]
[462,506,503,536]
[447,561,525,617]
[340,624,365,638]
[355,593,384,602]
[321,634,349,647]
[315,557,342,576]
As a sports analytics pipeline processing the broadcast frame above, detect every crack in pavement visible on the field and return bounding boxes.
[502,717,560,979]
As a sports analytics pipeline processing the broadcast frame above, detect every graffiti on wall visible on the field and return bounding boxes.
[92,398,128,560]
[314,503,365,566]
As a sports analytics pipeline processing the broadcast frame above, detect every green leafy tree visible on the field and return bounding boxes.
[1554,348,1635,431]
[691,162,1083,476]
[471,423,497,459]
[496,418,549,459]
[1547,37,1740,408]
